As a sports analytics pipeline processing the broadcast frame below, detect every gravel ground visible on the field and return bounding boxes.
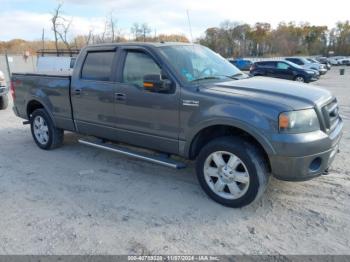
[0,68,349,255]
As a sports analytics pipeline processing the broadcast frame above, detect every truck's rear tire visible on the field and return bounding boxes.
[0,95,9,110]
[195,136,270,208]
[30,108,64,150]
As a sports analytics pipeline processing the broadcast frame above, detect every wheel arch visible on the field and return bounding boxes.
[26,98,56,125]
[185,122,275,170]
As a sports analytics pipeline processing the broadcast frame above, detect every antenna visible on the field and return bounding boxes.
[186,9,193,43]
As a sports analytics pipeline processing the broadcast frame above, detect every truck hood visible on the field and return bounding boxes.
[202,77,332,110]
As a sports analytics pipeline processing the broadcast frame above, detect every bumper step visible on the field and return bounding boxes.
[78,138,186,169]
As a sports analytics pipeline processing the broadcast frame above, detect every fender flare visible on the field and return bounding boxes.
[183,118,276,158]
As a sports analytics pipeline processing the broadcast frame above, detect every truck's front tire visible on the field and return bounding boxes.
[0,95,9,110]
[30,108,64,150]
[196,137,270,208]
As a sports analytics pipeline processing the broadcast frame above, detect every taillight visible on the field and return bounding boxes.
[10,80,20,100]
[250,64,256,71]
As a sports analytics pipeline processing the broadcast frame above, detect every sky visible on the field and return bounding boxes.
[0,0,349,41]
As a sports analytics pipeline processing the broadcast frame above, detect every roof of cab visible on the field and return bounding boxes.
[85,42,194,50]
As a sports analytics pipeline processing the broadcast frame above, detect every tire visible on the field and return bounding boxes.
[294,75,305,82]
[0,95,9,110]
[196,136,270,208]
[30,108,64,150]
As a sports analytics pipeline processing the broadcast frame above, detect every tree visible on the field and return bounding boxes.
[51,3,72,53]
[131,23,151,41]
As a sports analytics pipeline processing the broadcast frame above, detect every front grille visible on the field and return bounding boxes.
[322,99,340,132]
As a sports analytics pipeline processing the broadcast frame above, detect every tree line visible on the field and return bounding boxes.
[199,20,350,58]
[1,3,350,57]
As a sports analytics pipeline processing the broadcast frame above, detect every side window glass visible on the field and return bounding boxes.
[81,51,115,81]
[123,51,161,87]
[277,62,289,70]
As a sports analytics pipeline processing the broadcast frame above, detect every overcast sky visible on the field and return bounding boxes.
[0,0,349,41]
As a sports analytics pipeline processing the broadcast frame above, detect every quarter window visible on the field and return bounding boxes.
[81,51,115,81]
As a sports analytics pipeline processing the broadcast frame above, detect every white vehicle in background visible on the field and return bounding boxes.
[0,70,9,110]
[328,56,350,66]
[285,57,327,75]
[37,56,76,72]
[36,49,79,73]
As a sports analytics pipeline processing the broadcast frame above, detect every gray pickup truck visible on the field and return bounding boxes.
[11,42,343,207]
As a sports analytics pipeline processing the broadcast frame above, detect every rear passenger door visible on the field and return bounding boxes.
[71,50,118,136]
[262,62,277,77]
[113,48,180,154]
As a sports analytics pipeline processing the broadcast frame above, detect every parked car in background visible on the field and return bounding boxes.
[0,70,9,110]
[314,57,332,70]
[228,58,253,71]
[250,60,319,83]
[307,58,331,70]
[338,57,350,66]
[285,57,327,75]
[328,56,350,66]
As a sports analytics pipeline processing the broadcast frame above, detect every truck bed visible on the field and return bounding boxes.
[12,72,75,132]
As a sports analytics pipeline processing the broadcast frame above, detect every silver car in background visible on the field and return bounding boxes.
[285,57,328,75]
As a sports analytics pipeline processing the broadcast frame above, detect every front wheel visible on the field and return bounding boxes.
[196,137,270,208]
[30,108,64,150]
[294,75,305,82]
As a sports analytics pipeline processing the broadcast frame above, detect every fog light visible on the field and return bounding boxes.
[309,157,322,172]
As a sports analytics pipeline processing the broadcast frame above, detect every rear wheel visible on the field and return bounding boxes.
[196,137,270,208]
[30,108,64,150]
[0,95,9,110]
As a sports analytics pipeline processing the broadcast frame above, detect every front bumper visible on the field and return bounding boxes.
[269,119,343,181]
[319,69,327,75]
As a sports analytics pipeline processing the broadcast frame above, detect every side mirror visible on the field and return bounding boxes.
[143,74,173,93]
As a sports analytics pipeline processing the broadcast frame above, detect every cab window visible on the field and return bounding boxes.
[122,51,161,87]
[81,51,115,81]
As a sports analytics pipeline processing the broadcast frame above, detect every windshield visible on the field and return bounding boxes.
[284,60,304,69]
[159,45,244,83]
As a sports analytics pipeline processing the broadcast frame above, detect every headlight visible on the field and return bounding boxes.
[306,70,315,74]
[279,109,320,133]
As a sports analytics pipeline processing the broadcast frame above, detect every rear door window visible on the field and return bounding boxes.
[81,51,115,81]
[277,62,290,70]
[258,61,276,68]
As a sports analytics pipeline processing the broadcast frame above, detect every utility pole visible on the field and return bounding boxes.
[42,28,45,50]
[5,52,11,80]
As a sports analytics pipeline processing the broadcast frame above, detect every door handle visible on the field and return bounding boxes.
[115,93,126,101]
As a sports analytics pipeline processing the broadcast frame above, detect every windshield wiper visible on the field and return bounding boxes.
[230,73,244,78]
[190,76,224,82]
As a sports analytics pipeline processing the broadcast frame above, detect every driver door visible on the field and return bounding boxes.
[113,48,180,154]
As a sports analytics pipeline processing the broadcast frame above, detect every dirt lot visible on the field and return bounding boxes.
[0,68,349,255]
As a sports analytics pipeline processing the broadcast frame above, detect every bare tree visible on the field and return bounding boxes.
[51,3,63,55]
[56,17,73,51]
[51,3,73,53]
[141,23,151,41]
[131,23,142,41]
[131,23,151,41]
